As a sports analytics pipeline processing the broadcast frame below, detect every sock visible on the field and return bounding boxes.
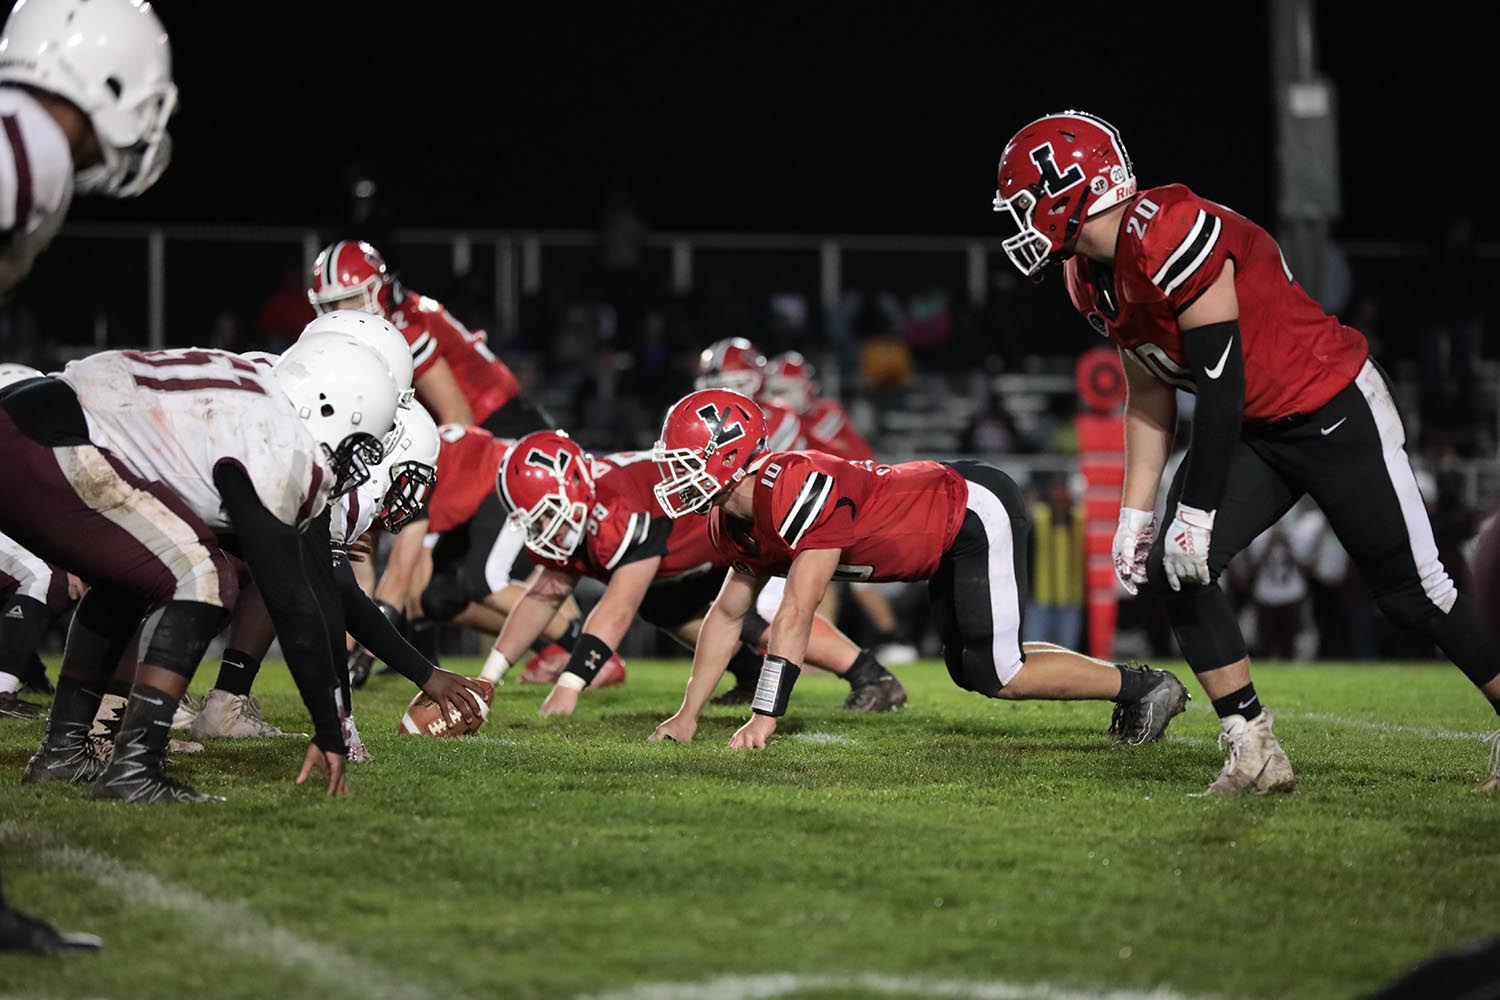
[111,683,179,767]
[89,679,133,742]
[1211,683,1262,723]
[842,650,890,688]
[213,648,262,697]
[1113,664,1154,704]
[46,676,104,731]
[479,649,512,685]
[727,644,763,687]
[555,619,582,653]
[0,596,49,679]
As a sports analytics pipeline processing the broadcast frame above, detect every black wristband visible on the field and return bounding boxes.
[561,633,614,685]
[751,655,801,717]
[375,599,408,638]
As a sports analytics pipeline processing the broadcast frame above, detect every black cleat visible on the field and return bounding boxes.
[0,904,102,955]
[20,720,103,785]
[710,681,757,706]
[842,674,908,712]
[89,724,223,804]
[1109,665,1190,745]
[347,646,374,689]
[20,655,53,697]
[0,691,45,720]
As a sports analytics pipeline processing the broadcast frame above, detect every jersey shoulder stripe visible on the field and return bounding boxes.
[603,511,649,570]
[777,470,834,548]
[1151,208,1222,295]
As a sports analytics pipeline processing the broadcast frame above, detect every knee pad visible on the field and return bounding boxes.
[142,600,230,678]
[420,570,469,623]
[64,587,151,676]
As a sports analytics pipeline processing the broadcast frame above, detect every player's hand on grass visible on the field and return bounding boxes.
[539,684,580,717]
[421,669,487,726]
[296,742,350,797]
[729,714,776,750]
[648,712,697,744]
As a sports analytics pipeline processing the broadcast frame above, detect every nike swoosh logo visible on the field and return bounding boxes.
[1237,697,1256,709]
[136,695,164,706]
[1204,340,1233,380]
[1320,417,1347,436]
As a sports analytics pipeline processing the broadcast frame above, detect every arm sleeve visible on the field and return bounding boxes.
[214,462,345,752]
[1177,319,1245,512]
[333,558,435,687]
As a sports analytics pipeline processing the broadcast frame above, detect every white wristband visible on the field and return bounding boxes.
[479,649,512,685]
[555,672,588,692]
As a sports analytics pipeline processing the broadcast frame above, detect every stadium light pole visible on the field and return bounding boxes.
[1269,0,1341,303]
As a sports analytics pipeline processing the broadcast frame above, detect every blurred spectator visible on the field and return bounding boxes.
[258,265,315,353]
[961,391,1020,455]
[1240,521,1311,660]
[1421,375,1481,459]
[905,280,953,369]
[1429,467,1478,595]
[766,291,810,356]
[1026,475,1084,648]
[1423,217,1482,398]
[856,292,912,394]
[599,181,648,347]
[207,311,244,354]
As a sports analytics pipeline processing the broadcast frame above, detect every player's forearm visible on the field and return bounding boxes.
[679,606,742,719]
[582,602,634,651]
[1179,320,1245,512]
[766,600,815,667]
[494,589,564,663]
[334,559,433,687]
[1121,390,1176,511]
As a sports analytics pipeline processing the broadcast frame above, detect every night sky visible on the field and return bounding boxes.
[70,2,1492,243]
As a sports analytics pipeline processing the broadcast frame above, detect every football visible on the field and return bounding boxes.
[396,679,495,737]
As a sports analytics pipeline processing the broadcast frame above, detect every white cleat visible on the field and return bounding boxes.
[874,642,918,666]
[189,690,295,740]
[169,738,205,754]
[1200,712,1296,798]
[171,692,203,731]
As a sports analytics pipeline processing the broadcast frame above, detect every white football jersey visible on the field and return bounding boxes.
[0,530,53,603]
[329,476,383,556]
[0,87,75,299]
[58,349,333,532]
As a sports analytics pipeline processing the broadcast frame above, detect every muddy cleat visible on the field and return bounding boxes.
[21,718,103,785]
[520,644,569,685]
[189,690,290,739]
[170,692,203,731]
[168,738,204,754]
[588,654,627,689]
[843,674,908,712]
[710,680,757,706]
[1201,712,1296,798]
[1109,665,1190,745]
[1475,731,1500,793]
[0,691,45,720]
[91,724,222,803]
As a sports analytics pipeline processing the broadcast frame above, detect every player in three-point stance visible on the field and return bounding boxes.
[646,388,1188,750]
[993,109,1500,794]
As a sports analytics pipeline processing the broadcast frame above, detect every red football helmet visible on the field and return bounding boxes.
[695,338,766,397]
[763,352,816,413]
[308,240,392,316]
[653,389,767,519]
[497,430,595,561]
[993,111,1135,279]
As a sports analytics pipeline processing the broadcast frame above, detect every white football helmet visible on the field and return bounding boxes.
[0,361,42,388]
[375,403,439,532]
[0,0,176,197]
[272,338,399,498]
[297,311,414,408]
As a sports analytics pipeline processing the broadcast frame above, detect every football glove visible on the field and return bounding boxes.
[1112,507,1156,595]
[1163,503,1215,591]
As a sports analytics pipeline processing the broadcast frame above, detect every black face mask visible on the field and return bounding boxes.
[378,462,437,532]
[326,433,383,499]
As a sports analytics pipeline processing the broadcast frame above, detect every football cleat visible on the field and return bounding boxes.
[19,655,53,696]
[189,690,292,739]
[1108,665,1190,745]
[0,904,102,955]
[21,720,103,785]
[588,654,627,689]
[520,644,570,685]
[1200,712,1296,798]
[1474,731,1500,793]
[843,674,908,713]
[171,692,203,731]
[91,725,222,804]
[347,646,375,689]
[710,680,757,706]
[0,691,44,720]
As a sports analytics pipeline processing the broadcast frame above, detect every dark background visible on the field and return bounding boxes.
[70,1,1493,241]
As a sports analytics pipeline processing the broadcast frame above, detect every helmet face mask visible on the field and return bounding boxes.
[763,353,815,413]
[694,338,766,398]
[325,433,383,499]
[510,492,588,562]
[377,460,437,532]
[308,241,390,318]
[651,446,726,518]
[373,404,439,531]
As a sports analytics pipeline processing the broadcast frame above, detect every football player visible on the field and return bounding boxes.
[0,337,399,801]
[368,421,587,676]
[646,389,1186,749]
[993,110,1500,794]
[308,239,552,438]
[487,429,908,719]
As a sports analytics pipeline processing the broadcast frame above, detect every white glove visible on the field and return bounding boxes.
[1112,507,1156,595]
[1163,503,1215,591]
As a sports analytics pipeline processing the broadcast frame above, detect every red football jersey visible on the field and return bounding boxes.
[800,398,874,462]
[428,424,511,534]
[389,288,522,424]
[761,400,805,452]
[1064,184,1368,423]
[531,451,723,583]
[708,451,966,582]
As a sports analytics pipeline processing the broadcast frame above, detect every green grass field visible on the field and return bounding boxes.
[2,659,1498,1000]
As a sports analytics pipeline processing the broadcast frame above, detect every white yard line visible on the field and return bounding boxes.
[0,822,439,1000]
[580,972,1219,1000]
[1288,712,1491,742]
